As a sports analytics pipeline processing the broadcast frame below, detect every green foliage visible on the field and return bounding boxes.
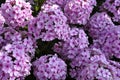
[32,0,46,16]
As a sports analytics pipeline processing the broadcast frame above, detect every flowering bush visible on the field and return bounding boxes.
[0,0,120,80]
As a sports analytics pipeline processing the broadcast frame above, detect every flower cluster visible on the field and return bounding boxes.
[0,9,36,79]
[1,0,33,28]
[99,27,120,58]
[100,0,120,23]
[33,54,67,80]
[0,0,120,80]
[28,3,70,41]
[53,27,89,60]
[0,41,32,80]
[70,48,120,80]
[46,0,67,7]
[64,0,96,25]
[0,26,36,57]
[86,12,115,39]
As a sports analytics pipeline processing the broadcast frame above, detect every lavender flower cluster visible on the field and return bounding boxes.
[0,0,120,80]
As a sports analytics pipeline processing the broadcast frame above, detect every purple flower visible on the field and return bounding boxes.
[0,44,32,79]
[33,54,67,80]
[28,3,70,41]
[1,0,33,28]
[100,0,120,23]
[0,11,5,27]
[53,27,89,60]
[46,0,68,8]
[69,48,120,80]
[64,0,96,25]
[86,12,115,39]
[100,27,120,58]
